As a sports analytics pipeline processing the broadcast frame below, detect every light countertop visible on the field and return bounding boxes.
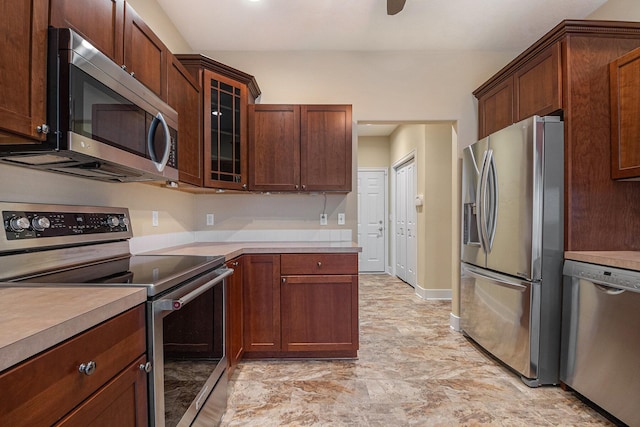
[564,251,640,271]
[142,241,361,260]
[0,241,359,373]
[0,286,146,373]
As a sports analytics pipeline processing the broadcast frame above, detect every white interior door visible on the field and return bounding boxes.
[395,160,417,287]
[405,162,417,286]
[396,166,407,281]
[357,169,387,272]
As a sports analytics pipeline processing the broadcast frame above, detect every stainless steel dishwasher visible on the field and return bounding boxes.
[561,260,640,427]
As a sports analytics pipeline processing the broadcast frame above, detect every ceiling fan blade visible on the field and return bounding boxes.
[387,0,406,15]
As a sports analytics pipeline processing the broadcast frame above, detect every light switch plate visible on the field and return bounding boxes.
[206,213,214,226]
[320,213,328,226]
[152,211,159,227]
[338,213,345,225]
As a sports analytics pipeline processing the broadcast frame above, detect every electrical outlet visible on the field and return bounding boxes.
[338,213,345,225]
[206,213,214,226]
[152,211,159,227]
[320,213,328,226]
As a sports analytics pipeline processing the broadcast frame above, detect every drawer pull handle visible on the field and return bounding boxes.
[78,361,97,376]
[317,262,322,267]
[139,362,153,373]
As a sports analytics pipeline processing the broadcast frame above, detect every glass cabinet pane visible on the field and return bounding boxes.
[208,76,243,185]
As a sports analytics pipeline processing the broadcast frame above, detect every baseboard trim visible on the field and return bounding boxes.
[450,312,461,331]
[414,286,452,301]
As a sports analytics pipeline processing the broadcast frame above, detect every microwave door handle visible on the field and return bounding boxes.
[147,112,171,172]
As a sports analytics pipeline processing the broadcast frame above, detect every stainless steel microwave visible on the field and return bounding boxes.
[0,28,178,183]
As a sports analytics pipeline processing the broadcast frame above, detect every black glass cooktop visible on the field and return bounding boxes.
[10,254,225,297]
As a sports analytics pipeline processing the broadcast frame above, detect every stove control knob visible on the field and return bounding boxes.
[107,216,120,228]
[9,216,30,232]
[31,216,51,232]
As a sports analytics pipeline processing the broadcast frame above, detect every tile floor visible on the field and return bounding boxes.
[220,274,616,426]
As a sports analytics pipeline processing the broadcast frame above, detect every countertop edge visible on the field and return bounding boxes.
[0,287,147,373]
[565,251,640,271]
[143,241,362,260]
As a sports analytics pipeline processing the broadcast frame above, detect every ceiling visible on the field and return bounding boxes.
[156,0,608,136]
[157,0,607,52]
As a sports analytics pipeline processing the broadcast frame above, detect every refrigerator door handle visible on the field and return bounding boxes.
[478,148,493,253]
[486,151,498,251]
[464,264,528,291]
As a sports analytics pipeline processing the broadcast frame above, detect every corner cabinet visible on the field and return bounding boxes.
[176,54,261,190]
[0,305,148,426]
[474,20,640,251]
[0,0,48,141]
[243,253,359,359]
[610,46,640,180]
[248,104,353,192]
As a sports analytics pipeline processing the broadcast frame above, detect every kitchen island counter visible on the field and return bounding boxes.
[564,251,640,271]
[0,286,146,373]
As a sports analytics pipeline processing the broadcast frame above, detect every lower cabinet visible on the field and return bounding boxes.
[281,274,358,354]
[55,355,148,427]
[226,256,244,375]
[243,253,359,358]
[243,254,282,354]
[0,305,147,426]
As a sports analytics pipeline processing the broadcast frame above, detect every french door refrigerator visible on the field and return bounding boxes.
[461,115,564,386]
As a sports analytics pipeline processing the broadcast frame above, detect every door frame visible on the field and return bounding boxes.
[357,167,389,274]
[391,151,417,283]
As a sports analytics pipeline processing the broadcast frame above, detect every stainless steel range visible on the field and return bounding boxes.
[0,202,231,427]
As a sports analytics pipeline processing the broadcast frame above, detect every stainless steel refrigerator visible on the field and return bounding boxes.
[460,115,564,386]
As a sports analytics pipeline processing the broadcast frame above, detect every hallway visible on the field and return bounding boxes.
[221,274,613,426]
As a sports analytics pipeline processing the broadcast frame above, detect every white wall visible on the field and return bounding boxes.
[200,50,517,151]
[588,0,640,20]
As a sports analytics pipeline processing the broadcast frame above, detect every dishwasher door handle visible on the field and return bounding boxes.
[594,283,626,295]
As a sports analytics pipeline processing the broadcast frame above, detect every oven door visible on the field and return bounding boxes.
[149,266,232,427]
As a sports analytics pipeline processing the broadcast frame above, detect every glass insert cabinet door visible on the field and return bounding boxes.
[203,70,248,189]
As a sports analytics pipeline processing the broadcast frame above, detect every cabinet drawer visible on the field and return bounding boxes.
[0,305,146,426]
[281,253,358,275]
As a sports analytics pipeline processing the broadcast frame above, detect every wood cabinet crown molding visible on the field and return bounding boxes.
[474,19,640,98]
[175,54,261,100]
[474,18,640,251]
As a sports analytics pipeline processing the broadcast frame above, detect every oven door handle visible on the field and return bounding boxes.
[157,267,233,311]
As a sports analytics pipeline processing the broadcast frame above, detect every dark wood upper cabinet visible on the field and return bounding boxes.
[0,0,48,141]
[474,20,640,251]
[50,0,167,101]
[248,104,301,191]
[123,3,168,100]
[176,54,261,190]
[514,42,562,121]
[49,0,124,64]
[168,56,202,186]
[477,76,513,138]
[610,46,640,180]
[301,105,352,192]
[248,104,352,192]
